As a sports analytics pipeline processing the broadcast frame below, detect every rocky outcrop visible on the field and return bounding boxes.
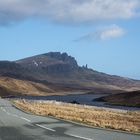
[42,63,75,73]
[44,52,78,68]
[16,52,78,73]
[43,52,78,73]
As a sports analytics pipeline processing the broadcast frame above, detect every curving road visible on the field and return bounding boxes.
[0,99,139,140]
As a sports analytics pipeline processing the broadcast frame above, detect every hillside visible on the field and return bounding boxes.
[0,52,140,95]
[0,76,53,97]
[97,91,140,107]
[0,76,79,97]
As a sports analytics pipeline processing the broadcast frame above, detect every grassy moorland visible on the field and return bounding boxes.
[0,76,55,97]
[0,76,84,97]
[14,100,140,133]
[97,91,140,107]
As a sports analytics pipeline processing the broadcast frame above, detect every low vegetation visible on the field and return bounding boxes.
[0,76,55,97]
[14,99,140,133]
[97,91,140,107]
[0,76,83,97]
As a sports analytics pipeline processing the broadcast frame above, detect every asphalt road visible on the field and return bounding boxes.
[0,99,139,140]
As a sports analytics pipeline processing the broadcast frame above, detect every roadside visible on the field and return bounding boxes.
[13,99,140,133]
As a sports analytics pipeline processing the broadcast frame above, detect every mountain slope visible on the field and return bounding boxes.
[0,52,140,94]
[0,76,81,97]
[0,76,55,97]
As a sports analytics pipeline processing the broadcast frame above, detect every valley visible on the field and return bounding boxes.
[0,52,140,109]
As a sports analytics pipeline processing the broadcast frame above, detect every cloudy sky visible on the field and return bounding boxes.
[0,0,140,79]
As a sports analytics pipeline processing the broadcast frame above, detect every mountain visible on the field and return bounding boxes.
[0,61,36,80]
[16,52,78,71]
[0,52,140,96]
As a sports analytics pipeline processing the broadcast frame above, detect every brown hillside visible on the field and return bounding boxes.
[0,76,56,97]
[98,91,140,107]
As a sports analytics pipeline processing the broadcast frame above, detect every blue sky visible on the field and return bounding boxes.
[0,0,140,79]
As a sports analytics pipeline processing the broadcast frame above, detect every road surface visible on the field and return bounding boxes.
[0,99,139,140]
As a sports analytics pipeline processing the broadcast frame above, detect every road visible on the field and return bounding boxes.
[0,99,139,140]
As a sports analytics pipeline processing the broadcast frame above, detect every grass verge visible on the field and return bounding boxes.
[14,99,140,133]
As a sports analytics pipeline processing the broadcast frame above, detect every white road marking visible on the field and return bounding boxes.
[1,107,18,117]
[1,106,56,133]
[1,107,9,115]
[1,107,31,123]
[67,134,94,140]
[36,124,56,132]
[20,117,31,122]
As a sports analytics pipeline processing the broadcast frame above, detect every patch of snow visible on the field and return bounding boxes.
[33,60,39,67]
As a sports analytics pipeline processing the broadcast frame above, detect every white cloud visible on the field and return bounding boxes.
[99,25,125,40]
[0,0,140,25]
[75,25,125,41]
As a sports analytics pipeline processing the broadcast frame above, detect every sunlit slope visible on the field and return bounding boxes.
[0,76,55,97]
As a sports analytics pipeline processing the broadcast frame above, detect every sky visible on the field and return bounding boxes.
[0,0,140,79]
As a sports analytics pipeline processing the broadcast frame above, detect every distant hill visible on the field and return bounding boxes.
[0,52,140,96]
[97,91,140,107]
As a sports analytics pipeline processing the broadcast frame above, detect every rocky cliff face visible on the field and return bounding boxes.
[0,61,24,76]
[16,52,78,73]
[44,52,78,68]
[0,61,34,80]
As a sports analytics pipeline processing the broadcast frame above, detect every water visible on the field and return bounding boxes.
[14,93,140,111]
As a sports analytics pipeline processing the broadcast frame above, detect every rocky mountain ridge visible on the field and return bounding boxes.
[0,52,140,93]
[16,52,78,73]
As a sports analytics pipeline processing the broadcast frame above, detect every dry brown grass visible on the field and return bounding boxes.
[0,76,86,97]
[0,76,55,96]
[14,99,140,133]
